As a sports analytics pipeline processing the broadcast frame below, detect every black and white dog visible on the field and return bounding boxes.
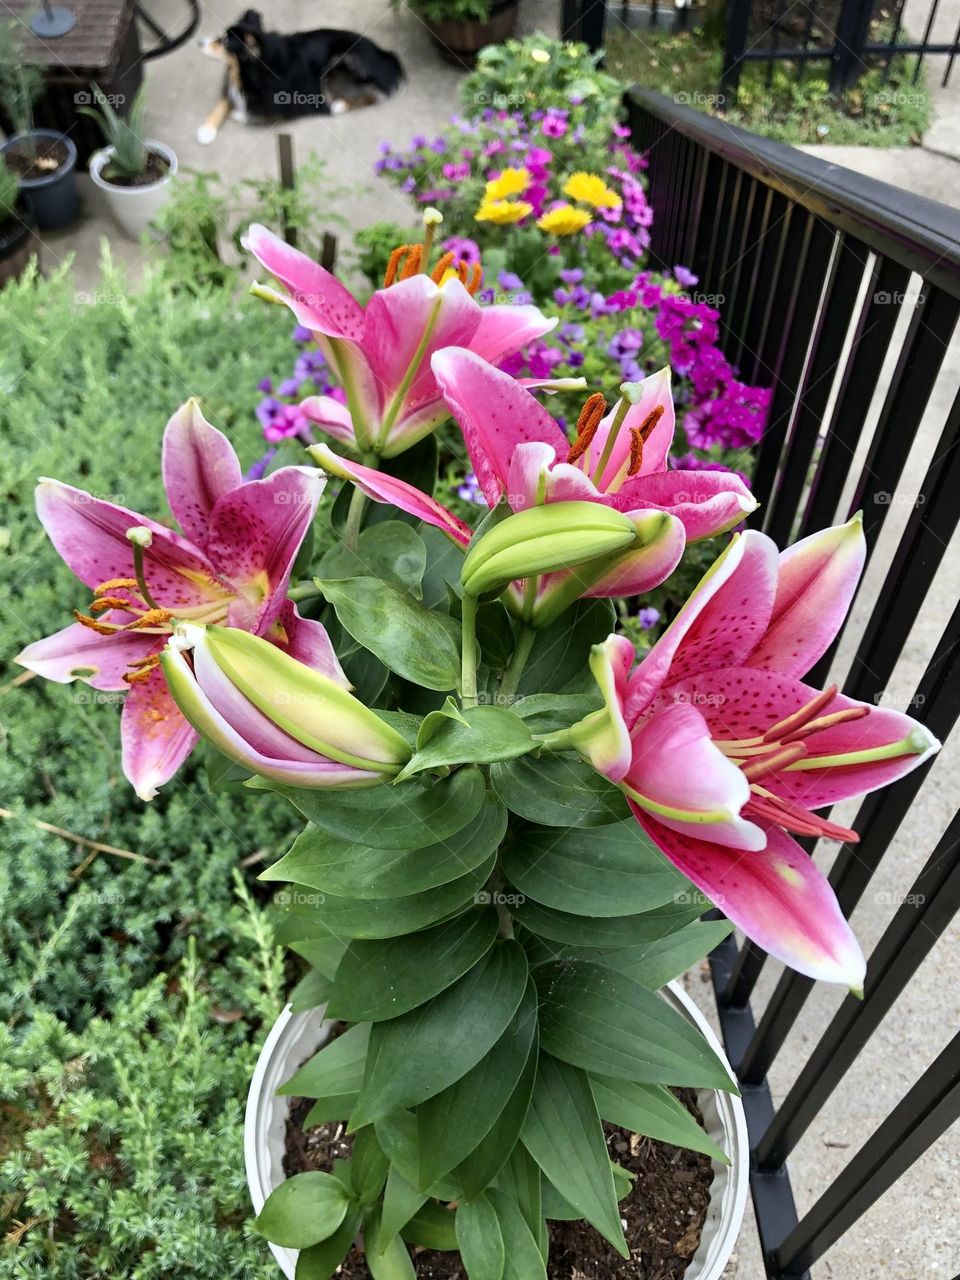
[198,10,404,144]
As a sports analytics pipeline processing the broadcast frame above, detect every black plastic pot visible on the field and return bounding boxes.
[0,203,39,287]
[0,130,78,230]
[425,0,519,68]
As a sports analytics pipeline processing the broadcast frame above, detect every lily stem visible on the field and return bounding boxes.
[461,593,479,710]
[287,583,323,602]
[343,485,368,553]
[535,726,576,752]
[500,624,537,703]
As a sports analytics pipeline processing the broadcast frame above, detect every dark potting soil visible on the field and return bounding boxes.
[101,149,170,188]
[5,138,70,182]
[283,1084,714,1279]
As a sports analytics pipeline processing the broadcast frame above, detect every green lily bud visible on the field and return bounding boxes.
[460,501,638,600]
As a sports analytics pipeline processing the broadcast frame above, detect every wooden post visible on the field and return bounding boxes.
[277,132,296,248]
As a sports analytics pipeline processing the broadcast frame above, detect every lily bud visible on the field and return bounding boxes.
[161,624,410,788]
[461,501,638,601]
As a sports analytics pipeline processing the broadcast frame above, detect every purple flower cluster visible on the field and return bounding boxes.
[254,326,346,445]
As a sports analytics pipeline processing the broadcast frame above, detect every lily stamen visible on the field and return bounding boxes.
[747,786,859,843]
[740,742,808,780]
[763,685,839,742]
[780,705,871,743]
[566,393,607,464]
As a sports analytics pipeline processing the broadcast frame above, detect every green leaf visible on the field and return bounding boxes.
[350,1127,389,1203]
[203,742,251,792]
[541,1164,634,1220]
[601,920,733,989]
[280,1023,370,1099]
[455,1029,539,1199]
[520,1055,627,1256]
[420,524,467,609]
[487,1190,547,1280]
[352,942,529,1127]
[456,1197,505,1280]
[319,577,461,690]
[253,765,486,849]
[364,1207,416,1280]
[375,1111,462,1201]
[379,1165,428,1244]
[511,896,703,948]
[502,820,687,916]
[290,967,331,1013]
[590,1076,729,1163]
[264,792,507,899]
[515,598,616,695]
[252,1171,350,1248]
[416,978,538,1189]
[295,1207,361,1279]
[511,692,602,734]
[401,1201,459,1250]
[289,937,349,978]
[396,705,536,780]
[319,522,426,595]
[280,857,496,941]
[327,909,499,1021]
[536,961,737,1092]
[304,1095,356,1127]
[491,754,629,827]
[497,1144,544,1259]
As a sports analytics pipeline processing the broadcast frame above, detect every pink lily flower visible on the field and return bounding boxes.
[16,400,337,801]
[242,223,558,459]
[567,516,940,989]
[431,348,758,543]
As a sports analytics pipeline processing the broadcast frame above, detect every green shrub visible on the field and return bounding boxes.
[0,254,310,1277]
[462,35,624,122]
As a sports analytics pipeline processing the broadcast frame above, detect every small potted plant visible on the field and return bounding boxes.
[83,83,177,239]
[398,0,520,68]
[0,156,37,286]
[0,21,77,231]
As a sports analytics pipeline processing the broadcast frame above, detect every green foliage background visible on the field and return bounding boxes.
[0,257,302,1277]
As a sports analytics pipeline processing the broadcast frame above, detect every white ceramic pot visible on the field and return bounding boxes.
[88,140,177,239]
[245,981,749,1280]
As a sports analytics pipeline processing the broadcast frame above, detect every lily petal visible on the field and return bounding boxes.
[297,395,357,448]
[309,443,472,547]
[35,479,220,607]
[243,224,365,341]
[635,815,867,991]
[625,530,778,723]
[747,514,866,679]
[625,702,764,851]
[611,469,758,540]
[507,442,599,512]
[162,399,242,547]
[16,620,154,691]
[568,634,635,780]
[121,667,198,801]
[205,467,324,633]
[432,347,569,507]
[469,301,557,366]
[583,510,686,598]
[269,600,351,686]
[585,367,675,491]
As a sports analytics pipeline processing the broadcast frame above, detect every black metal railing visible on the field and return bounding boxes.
[722,0,960,93]
[628,87,960,1279]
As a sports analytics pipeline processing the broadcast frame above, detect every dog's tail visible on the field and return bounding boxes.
[330,31,405,96]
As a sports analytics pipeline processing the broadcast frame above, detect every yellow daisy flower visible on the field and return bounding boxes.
[563,171,622,210]
[536,203,593,236]
[483,167,532,201]
[475,199,534,225]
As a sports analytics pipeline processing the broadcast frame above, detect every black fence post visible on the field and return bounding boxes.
[829,0,873,93]
[722,0,752,93]
[578,0,608,53]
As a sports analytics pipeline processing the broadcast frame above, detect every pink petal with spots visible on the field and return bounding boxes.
[625,702,763,850]
[16,619,155,691]
[585,367,675,490]
[206,467,324,633]
[431,347,569,507]
[747,515,866,679]
[162,400,243,547]
[570,634,635,780]
[611,468,758,540]
[624,530,778,724]
[243,224,365,341]
[309,444,472,547]
[36,479,222,609]
[635,814,866,990]
[121,667,199,800]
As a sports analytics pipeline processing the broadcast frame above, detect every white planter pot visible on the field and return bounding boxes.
[245,981,749,1280]
[88,140,177,239]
